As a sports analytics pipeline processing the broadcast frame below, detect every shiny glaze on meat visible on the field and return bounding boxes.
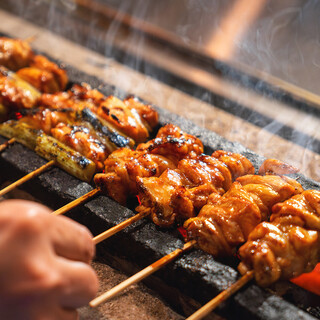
[0,68,39,110]
[0,37,34,71]
[136,151,254,227]
[96,95,149,143]
[94,124,203,205]
[51,123,108,171]
[39,83,158,143]
[137,124,204,162]
[184,173,303,257]
[94,148,176,204]
[238,190,320,287]
[123,97,158,131]
[17,55,68,93]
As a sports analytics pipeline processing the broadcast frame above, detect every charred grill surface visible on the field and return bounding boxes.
[0,62,319,320]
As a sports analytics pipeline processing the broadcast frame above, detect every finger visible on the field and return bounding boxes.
[56,258,99,308]
[48,215,95,263]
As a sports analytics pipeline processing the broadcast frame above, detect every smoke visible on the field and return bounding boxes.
[1,0,320,180]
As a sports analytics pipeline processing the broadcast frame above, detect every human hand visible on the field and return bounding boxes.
[0,199,98,320]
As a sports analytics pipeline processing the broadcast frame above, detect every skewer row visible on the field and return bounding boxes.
[1,37,318,320]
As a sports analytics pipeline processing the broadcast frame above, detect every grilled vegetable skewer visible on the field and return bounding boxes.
[0,121,96,182]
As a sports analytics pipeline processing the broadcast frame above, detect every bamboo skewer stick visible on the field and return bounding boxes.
[186,270,254,320]
[0,160,55,198]
[0,138,15,153]
[51,187,101,216]
[89,240,197,308]
[93,209,151,245]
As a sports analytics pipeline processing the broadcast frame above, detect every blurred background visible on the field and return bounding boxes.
[1,0,320,181]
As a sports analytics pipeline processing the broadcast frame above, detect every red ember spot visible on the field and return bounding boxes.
[177,226,187,239]
[15,112,22,119]
[136,195,141,205]
[291,263,320,296]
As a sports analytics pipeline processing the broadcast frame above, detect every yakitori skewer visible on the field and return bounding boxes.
[0,138,15,152]
[88,165,304,309]
[186,189,320,320]
[51,187,101,216]
[0,160,55,198]
[89,240,196,307]
[186,271,254,320]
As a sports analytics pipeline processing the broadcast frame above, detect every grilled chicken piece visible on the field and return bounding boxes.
[94,148,176,204]
[0,37,34,71]
[136,151,254,227]
[123,97,159,132]
[16,55,68,93]
[96,95,149,143]
[258,158,299,176]
[18,107,132,170]
[184,174,303,257]
[39,83,158,143]
[19,108,73,134]
[0,67,40,111]
[238,190,320,287]
[137,124,204,162]
[94,124,203,205]
[51,123,108,171]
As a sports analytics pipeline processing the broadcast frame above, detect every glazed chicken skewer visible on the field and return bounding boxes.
[135,150,254,227]
[0,84,161,193]
[183,160,302,257]
[90,149,254,244]
[187,188,320,320]
[90,160,303,307]
[52,124,204,217]
[0,37,159,148]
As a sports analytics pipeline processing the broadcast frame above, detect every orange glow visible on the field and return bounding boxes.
[206,0,268,60]
[291,263,320,296]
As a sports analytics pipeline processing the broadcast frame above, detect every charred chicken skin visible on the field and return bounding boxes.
[136,124,203,163]
[94,124,204,205]
[238,190,320,287]
[184,164,303,257]
[40,83,158,143]
[16,107,133,171]
[136,151,254,227]
[0,37,34,71]
[51,123,108,171]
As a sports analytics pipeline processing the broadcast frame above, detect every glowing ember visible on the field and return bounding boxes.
[15,112,22,119]
[177,226,187,239]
